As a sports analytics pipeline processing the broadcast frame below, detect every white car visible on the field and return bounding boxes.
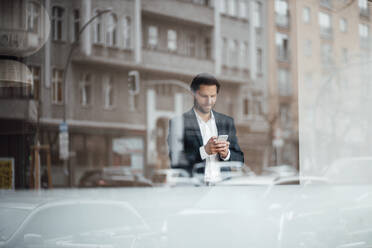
[192,161,255,184]
[323,157,372,184]
[262,164,299,178]
[151,169,200,187]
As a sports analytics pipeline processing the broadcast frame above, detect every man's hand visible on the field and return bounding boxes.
[216,140,230,159]
[205,137,229,157]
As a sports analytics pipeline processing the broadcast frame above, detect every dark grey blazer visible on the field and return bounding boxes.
[167,109,244,175]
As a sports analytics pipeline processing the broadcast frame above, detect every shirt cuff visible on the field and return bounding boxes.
[199,146,208,160]
[221,149,231,161]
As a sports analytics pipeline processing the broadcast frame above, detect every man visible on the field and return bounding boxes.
[167,73,244,183]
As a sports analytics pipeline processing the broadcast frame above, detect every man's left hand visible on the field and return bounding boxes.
[216,141,229,159]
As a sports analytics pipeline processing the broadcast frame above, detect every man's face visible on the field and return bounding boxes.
[193,85,218,114]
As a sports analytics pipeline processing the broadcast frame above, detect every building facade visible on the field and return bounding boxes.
[1,0,272,188]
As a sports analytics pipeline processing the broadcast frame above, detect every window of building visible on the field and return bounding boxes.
[186,34,196,57]
[257,48,263,75]
[359,23,369,38]
[240,42,249,68]
[52,6,65,41]
[228,0,237,16]
[319,12,332,37]
[342,47,348,64]
[29,66,41,100]
[239,0,248,19]
[303,7,311,24]
[192,0,210,6]
[80,74,92,106]
[275,0,288,16]
[106,13,117,47]
[222,37,228,65]
[93,9,103,44]
[278,68,291,96]
[304,39,312,57]
[148,25,158,49]
[73,9,80,42]
[52,69,63,104]
[321,43,333,65]
[220,0,226,14]
[340,18,347,33]
[27,1,40,33]
[103,76,114,109]
[275,0,289,27]
[243,98,250,116]
[204,37,211,59]
[228,39,237,67]
[253,1,262,28]
[276,32,289,61]
[279,104,291,127]
[358,0,368,10]
[359,23,370,48]
[123,17,131,49]
[253,97,263,116]
[167,29,177,52]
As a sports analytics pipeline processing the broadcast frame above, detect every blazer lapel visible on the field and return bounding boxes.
[185,109,203,147]
[214,110,223,136]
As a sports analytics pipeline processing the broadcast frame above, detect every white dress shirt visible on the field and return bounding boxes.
[193,109,230,183]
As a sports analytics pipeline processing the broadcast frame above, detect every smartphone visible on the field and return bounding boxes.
[217,135,228,142]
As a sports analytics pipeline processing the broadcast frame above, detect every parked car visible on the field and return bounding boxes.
[79,167,152,188]
[262,164,298,178]
[0,196,161,248]
[151,169,200,187]
[323,157,372,184]
[192,161,254,184]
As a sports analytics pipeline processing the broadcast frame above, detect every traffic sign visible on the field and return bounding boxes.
[59,122,69,160]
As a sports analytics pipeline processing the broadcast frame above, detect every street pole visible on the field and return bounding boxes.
[61,8,112,187]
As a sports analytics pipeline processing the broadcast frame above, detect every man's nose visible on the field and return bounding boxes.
[207,97,213,105]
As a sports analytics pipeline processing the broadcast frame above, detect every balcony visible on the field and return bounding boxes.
[277,48,290,62]
[142,49,214,75]
[142,0,213,27]
[0,29,43,57]
[320,27,333,40]
[360,7,370,19]
[276,13,290,29]
[360,37,371,50]
[319,0,332,9]
[0,98,38,121]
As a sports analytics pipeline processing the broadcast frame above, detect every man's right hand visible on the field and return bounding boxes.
[205,136,227,155]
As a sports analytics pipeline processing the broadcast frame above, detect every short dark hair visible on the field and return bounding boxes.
[190,73,220,93]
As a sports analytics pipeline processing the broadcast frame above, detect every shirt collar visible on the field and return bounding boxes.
[193,108,215,123]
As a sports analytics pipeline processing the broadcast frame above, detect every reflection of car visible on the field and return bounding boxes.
[323,157,372,184]
[192,161,254,184]
[216,175,278,186]
[151,169,200,187]
[0,197,160,248]
[262,165,298,178]
[79,167,152,187]
[272,176,329,185]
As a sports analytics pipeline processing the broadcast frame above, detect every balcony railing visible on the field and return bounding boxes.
[276,13,290,28]
[360,37,371,50]
[320,0,332,9]
[277,48,290,62]
[360,7,370,18]
[320,27,333,39]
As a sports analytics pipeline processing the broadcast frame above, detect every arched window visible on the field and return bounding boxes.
[27,1,40,33]
[93,9,103,44]
[106,13,117,47]
[52,6,65,41]
[122,16,131,49]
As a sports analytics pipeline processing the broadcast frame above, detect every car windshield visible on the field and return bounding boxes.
[0,207,30,241]
[2,0,372,247]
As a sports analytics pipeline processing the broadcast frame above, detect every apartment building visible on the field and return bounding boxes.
[0,0,270,188]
